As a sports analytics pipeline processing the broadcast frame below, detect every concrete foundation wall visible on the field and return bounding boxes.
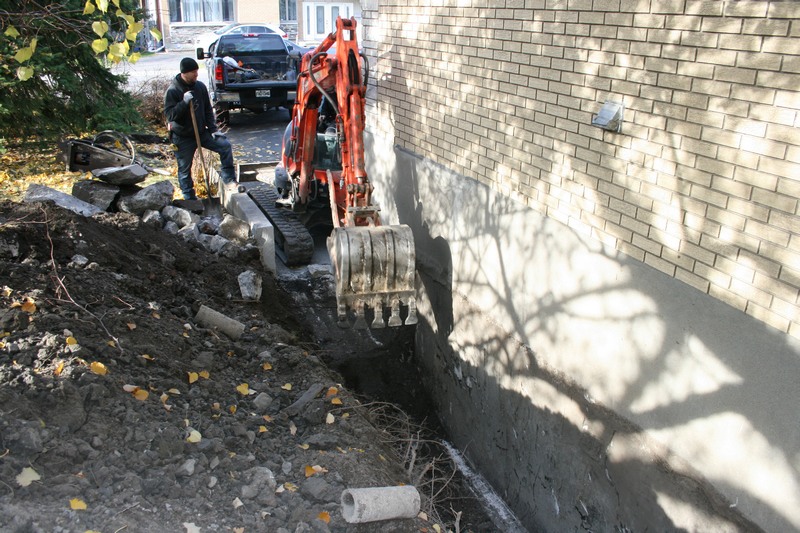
[366,132,800,532]
[359,2,800,530]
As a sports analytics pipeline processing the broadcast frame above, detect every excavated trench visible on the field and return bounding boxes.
[274,231,510,532]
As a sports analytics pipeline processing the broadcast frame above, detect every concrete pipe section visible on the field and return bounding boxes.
[340,485,421,523]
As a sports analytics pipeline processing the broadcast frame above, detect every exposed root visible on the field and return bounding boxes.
[353,401,479,531]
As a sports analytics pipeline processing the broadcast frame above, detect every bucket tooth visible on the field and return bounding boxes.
[404,297,418,326]
[336,303,349,328]
[353,300,368,329]
[387,299,403,327]
[371,299,386,328]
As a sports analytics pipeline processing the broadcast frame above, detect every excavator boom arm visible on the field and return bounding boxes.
[283,17,417,328]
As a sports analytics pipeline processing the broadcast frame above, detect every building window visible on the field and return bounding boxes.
[305,3,352,40]
[169,0,233,23]
[280,0,297,23]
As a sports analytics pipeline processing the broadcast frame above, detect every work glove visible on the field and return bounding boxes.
[183,91,194,103]
[212,132,226,139]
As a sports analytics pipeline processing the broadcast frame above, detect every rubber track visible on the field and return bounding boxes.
[247,185,314,266]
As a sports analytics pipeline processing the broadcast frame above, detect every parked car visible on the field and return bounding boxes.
[194,22,287,52]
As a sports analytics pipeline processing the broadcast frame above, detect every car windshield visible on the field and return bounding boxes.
[214,23,240,35]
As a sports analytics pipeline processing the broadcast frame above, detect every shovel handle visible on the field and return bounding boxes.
[188,99,213,196]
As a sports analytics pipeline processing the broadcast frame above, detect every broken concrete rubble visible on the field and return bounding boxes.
[91,163,149,186]
[238,270,263,301]
[23,184,103,217]
[71,179,121,211]
[117,180,174,215]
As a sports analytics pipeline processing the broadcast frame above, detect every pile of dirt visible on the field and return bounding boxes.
[0,201,489,532]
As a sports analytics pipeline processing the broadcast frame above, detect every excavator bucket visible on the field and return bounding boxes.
[328,224,417,329]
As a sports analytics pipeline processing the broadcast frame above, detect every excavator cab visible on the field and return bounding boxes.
[279,16,417,328]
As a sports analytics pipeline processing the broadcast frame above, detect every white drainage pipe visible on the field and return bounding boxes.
[340,486,421,523]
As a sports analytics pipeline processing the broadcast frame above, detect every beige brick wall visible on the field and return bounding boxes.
[363,0,800,337]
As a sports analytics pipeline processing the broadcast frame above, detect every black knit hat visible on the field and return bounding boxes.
[180,57,199,73]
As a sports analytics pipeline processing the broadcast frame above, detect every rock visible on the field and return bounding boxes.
[238,270,262,301]
[307,264,332,279]
[176,458,196,477]
[197,216,221,235]
[0,234,19,258]
[164,220,180,234]
[305,433,339,450]
[209,234,231,254]
[70,254,89,267]
[24,184,103,217]
[240,466,276,501]
[301,476,335,502]
[91,163,148,186]
[71,179,121,210]
[141,209,164,228]
[117,180,174,215]
[252,392,273,412]
[162,205,197,229]
[219,214,250,243]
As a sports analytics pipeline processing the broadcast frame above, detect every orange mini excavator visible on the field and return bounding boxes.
[278,16,417,329]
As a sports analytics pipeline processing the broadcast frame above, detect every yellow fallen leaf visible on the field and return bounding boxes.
[199,370,210,379]
[89,362,107,376]
[70,498,87,510]
[66,336,78,346]
[168,388,181,395]
[262,362,272,371]
[298,443,310,450]
[21,299,36,314]
[289,420,297,435]
[258,425,267,433]
[342,412,350,419]
[152,312,161,319]
[141,354,154,361]
[122,384,139,393]
[229,405,237,414]
[16,467,40,487]
[433,524,442,533]
[305,465,328,477]
[126,322,136,330]
[262,414,273,422]
[236,383,249,395]
[233,527,244,533]
[186,430,202,443]
[331,398,342,405]
[187,372,199,384]
[1,286,11,297]
[326,413,335,424]
[318,511,331,524]
[325,386,338,397]
[284,482,298,492]
[133,389,149,401]
[160,393,169,404]
[54,362,65,377]
[281,383,292,391]
[418,511,429,521]
[107,340,116,347]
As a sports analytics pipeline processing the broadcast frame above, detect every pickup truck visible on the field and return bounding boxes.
[196,33,304,126]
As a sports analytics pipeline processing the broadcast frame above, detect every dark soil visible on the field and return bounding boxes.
[0,200,493,532]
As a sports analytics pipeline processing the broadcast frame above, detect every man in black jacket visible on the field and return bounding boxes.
[164,57,236,200]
